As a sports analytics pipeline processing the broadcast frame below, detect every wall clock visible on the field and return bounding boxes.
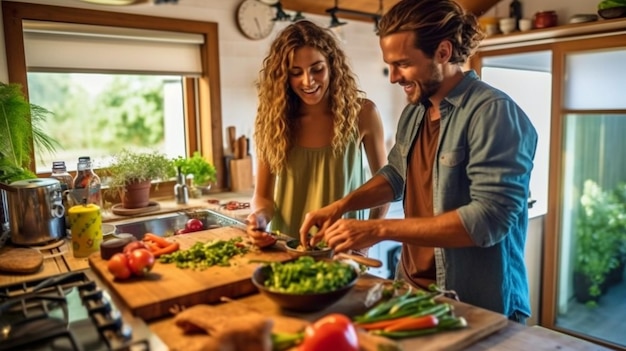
[236,0,276,40]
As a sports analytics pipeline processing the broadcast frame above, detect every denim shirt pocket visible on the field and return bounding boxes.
[438,148,467,190]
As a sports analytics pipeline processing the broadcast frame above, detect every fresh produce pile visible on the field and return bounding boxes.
[107,241,156,280]
[272,285,467,350]
[272,313,402,351]
[353,285,467,339]
[262,256,357,294]
[159,237,249,269]
[142,233,181,258]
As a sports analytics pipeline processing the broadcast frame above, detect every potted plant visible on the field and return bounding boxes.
[1,82,59,227]
[171,151,216,196]
[606,182,626,285]
[0,82,59,183]
[107,149,173,209]
[573,180,623,305]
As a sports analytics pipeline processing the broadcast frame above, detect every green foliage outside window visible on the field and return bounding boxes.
[27,73,169,168]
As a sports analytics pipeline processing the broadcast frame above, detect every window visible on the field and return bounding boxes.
[2,1,225,188]
[27,73,186,172]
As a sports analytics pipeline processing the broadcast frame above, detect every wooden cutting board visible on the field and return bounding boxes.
[0,247,44,274]
[149,275,508,351]
[88,226,292,321]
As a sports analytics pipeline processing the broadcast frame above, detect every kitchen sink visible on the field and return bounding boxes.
[111,209,245,239]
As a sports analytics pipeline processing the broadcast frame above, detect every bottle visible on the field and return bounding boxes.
[509,0,522,30]
[174,167,189,205]
[51,161,73,193]
[72,156,102,209]
[50,161,73,234]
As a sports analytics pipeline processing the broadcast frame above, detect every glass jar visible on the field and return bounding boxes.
[71,156,102,209]
[51,161,73,233]
[51,161,73,193]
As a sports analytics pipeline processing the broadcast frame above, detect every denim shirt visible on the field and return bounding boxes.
[378,70,538,317]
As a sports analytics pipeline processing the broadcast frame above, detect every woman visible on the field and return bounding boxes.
[246,20,388,251]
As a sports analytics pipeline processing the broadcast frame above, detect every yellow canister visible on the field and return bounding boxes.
[68,203,102,258]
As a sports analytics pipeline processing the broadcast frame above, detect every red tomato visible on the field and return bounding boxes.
[300,314,358,351]
[185,218,204,232]
[127,248,155,276]
[123,240,148,254]
[107,253,132,280]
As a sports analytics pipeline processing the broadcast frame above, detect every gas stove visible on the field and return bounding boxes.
[0,271,152,351]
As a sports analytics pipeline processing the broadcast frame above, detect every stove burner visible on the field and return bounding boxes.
[0,271,149,351]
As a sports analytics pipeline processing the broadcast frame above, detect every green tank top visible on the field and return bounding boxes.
[270,139,364,238]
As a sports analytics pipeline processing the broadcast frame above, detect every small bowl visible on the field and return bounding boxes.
[102,223,117,238]
[519,18,533,31]
[284,239,333,258]
[251,261,357,312]
[499,17,517,34]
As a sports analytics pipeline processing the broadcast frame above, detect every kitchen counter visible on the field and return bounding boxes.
[0,193,613,351]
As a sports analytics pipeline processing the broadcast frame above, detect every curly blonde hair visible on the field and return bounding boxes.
[254,20,363,174]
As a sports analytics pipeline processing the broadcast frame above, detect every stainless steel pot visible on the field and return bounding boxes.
[2,178,65,245]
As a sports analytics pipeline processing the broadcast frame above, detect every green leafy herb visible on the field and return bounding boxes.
[159,237,248,269]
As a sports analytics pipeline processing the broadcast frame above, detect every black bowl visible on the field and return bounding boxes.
[251,263,357,312]
[598,6,626,19]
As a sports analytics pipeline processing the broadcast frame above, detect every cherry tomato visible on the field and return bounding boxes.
[185,218,204,232]
[107,253,132,280]
[127,248,155,276]
[123,240,148,254]
[300,314,358,351]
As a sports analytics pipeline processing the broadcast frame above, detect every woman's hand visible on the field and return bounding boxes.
[246,212,277,248]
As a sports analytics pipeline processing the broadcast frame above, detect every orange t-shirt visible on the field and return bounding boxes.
[401,110,439,289]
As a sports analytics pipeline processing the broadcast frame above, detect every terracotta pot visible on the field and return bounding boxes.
[120,180,152,209]
[534,11,558,29]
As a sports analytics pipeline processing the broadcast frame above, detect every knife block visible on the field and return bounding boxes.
[229,156,253,192]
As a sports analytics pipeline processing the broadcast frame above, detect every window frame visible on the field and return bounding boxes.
[2,1,226,190]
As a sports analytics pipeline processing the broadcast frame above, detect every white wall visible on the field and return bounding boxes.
[0,0,399,156]
[0,0,599,158]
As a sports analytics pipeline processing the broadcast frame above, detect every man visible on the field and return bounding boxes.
[299,0,538,323]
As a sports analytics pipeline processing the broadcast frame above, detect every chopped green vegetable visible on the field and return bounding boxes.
[159,237,248,269]
[263,256,357,294]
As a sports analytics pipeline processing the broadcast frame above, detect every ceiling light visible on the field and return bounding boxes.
[329,11,347,28]
[326,0,382,30]
[292,11,306,22]
[271,2,292,22]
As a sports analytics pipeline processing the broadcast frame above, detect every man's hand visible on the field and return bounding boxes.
[299,202,345,248]
[322,218,383,253]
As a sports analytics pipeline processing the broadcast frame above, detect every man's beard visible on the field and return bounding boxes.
[408,63,442,105]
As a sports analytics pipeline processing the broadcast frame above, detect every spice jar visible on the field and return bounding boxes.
[534,11,558,29]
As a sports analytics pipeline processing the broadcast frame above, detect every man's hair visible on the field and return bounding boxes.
[377,0,485,63]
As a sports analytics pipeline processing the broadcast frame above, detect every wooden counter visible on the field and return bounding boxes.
[0,193,614,351]
[147,273,611,351]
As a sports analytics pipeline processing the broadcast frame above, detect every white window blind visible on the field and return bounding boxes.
[23,20,204,75]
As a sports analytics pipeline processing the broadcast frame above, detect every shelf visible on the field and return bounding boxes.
[480,17,626,51]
